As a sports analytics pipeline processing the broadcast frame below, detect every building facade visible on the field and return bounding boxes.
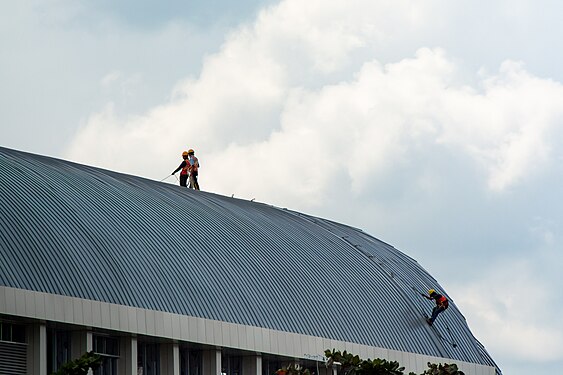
[0,147,501,375]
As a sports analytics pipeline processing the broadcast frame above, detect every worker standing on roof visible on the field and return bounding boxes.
[171,151,190,187]
[422,289,449,326]
[187,149,200,190]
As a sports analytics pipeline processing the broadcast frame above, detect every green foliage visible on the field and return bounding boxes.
[325,349,362,375]
[323,349,465,375]
[358,357,406,375]
[418,362,464,375]
[324,350,405,375]
[276,363,313,375]
[50,351,103,375]
[276,349,466,375]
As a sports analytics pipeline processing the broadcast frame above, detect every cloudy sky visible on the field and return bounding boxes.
[2,1,563,374]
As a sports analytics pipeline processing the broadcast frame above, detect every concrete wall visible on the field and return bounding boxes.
[1,286,496,375]
[26,322,46,375]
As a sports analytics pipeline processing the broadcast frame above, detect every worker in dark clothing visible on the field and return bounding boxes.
[171,151,190,187]
[422,289,449,325]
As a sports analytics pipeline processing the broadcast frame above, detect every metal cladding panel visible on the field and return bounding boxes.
[302,216,500,370]
[0,147,499,372]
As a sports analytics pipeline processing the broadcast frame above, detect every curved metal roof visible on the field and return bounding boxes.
[0,146,499,371]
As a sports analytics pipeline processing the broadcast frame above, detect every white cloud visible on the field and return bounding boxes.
[450,257,563,362]
[8,2,563,374]
[66,33,563,208]
[439,61,563,192]
[101,71,121,87]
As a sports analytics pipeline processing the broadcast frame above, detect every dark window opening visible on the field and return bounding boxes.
[180,348,202,375]
[93,335,120,375]
[47,329,71,374]
[222,354,242,375]
[0,322,26,343]
[138,342,160,375]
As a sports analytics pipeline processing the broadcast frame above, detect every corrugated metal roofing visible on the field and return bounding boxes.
[0,146,500,373]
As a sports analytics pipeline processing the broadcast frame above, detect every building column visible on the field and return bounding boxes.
[202,349,222,375]
[118,335,138,375]
[160,342,180,375]
[69,329,94,375]
[71,329,93,360]
[27,322,47,375]
[242,354,262,375]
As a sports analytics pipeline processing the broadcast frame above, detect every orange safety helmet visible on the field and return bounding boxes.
[182,151,189,157]
[188,149,195,154]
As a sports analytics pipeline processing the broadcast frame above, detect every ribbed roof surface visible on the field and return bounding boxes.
[0,147,499,372]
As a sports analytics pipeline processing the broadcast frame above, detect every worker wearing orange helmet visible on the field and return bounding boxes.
[421,289,449,326]
[171,151,190,187]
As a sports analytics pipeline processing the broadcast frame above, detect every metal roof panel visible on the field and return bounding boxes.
[0,147,499,372]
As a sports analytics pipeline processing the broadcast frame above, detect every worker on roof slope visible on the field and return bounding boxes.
[171,151,190,187]
[187,149,200,191]
[421,289,449,326]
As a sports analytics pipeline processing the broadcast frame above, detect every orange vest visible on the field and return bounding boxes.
[437,295,448,309]
[181,159,190,175]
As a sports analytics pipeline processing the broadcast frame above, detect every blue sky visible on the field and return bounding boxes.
[2,1,563,374]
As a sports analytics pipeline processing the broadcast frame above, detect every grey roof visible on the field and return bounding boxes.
[0,146,499,372]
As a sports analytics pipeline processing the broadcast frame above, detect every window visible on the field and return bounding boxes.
[180,349,202,375]
[93,335,119,375]
[0,322,26,343]
[94,335,119,356]
[47,330,71,373]
[222,354,242,375]
[0,321,27,375]
[138,342,160,375]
